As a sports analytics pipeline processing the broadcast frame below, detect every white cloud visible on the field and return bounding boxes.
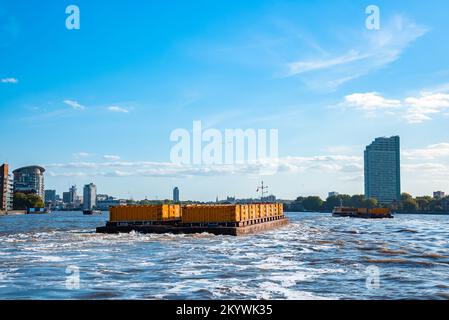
[403,92,449,123]
[64,100,85,110]
[403,143,449,160]
[45,155,363,178]
[339,90,449,123]
[1,78,18,84]
[103,155,121,161]
[343,92,402,111]
[107,106,129,113]
[402,163,449,176]
[73,152,91,159]
[285,15,428,89]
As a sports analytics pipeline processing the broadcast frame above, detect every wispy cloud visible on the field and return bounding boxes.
[73,152,91,159]
[103,155,121,161]
[64,100,85,110]
[403,143,449,160]
[284,15,428,90]
[1,77,18,84]
[107,106,129,113]
[286,50,370,76]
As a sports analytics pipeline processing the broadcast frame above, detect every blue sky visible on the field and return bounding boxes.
[1,0,449,201]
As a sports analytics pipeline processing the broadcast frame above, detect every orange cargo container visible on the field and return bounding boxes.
[109,204,181,222]
[180,203,284,223]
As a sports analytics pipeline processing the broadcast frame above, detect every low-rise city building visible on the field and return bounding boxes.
[328,191,339,198]
[96,196,127,211]
[433,191,445,199]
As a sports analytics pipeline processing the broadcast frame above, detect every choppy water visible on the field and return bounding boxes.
[0,212,449,300]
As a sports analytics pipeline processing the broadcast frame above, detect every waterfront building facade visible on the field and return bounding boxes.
[83,183,97,210]
[7,174,13,211]
[364,136,401,204]
[13,166,45,199]
[1,164,13,211]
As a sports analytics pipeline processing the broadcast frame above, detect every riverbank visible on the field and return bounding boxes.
[0,210,27,216]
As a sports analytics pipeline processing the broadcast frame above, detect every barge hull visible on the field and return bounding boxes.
[96,217,289,236]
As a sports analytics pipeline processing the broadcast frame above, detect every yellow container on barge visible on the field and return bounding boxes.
[109,204,181,222]
[332,207,393,219]
[99,203,288,236]
[180,203,283,223]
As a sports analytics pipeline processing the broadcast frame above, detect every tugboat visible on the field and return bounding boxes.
[83,209,102,215]
[332,207,393,219]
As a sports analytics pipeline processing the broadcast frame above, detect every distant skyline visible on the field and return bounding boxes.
[1,0,449,201]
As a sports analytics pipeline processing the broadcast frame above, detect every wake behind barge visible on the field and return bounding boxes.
[97,203,288,236]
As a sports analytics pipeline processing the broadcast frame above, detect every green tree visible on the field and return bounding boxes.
[363,198,378,209]
[402,198,419,213]
[13,193,44,210]
[324,194,352,211]
[349,195,366,208]
[416,197,431,212]
[324,196,342,211]
[401,193,413,202]
[13,193,29,210]
[302,196,324,212]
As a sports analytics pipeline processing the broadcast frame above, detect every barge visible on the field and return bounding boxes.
[332,207,393,219]
[96,203,288,236]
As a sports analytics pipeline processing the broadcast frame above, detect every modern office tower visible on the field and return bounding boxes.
[69,185,77,204]
[433,191,445,199]
[13,166,45,199]
[62,192,71,204]
[83,183,97,210]
[364,136,401,204]
[45,190,57,205]
[1,164,11,211]
[173,187,180,203]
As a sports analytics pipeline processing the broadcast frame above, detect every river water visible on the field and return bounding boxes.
[0,212,448,300]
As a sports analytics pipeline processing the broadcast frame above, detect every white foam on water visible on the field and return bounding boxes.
[258,281,333,300]
[38,255,66,262]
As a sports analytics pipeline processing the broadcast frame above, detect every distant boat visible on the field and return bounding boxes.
[83,209,102,215]
[332,207,393,219]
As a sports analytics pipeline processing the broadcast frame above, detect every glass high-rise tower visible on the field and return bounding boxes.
[364,136,401,204]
